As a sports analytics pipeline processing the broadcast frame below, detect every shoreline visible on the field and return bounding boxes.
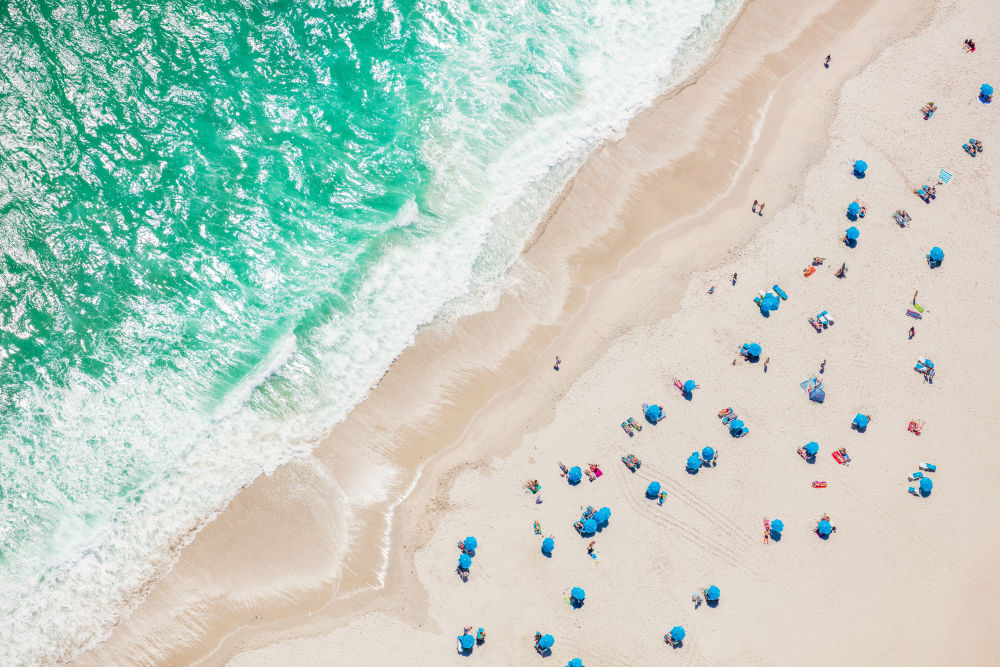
[76,0,947,663]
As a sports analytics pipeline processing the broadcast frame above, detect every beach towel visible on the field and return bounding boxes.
[832,451,846,465]
[800,376,821,392]
[939,169,952,183]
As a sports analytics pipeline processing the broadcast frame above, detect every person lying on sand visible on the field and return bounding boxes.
[812,257,825,265]
[797,447,809,460]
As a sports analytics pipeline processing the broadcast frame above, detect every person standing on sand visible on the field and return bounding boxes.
[587,540,595,555]
[763,357,769,372]
[753,199,758,213]
[909,327,915,339]
[732,272,738,285]
[820,359,826,374]
[554,356,561,371]
[758,202,765,216]
[825,54,831,67]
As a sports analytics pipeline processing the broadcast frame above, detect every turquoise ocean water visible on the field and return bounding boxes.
[0,0,741,661]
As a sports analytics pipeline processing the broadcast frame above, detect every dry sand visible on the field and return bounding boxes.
[79,0,1000,664]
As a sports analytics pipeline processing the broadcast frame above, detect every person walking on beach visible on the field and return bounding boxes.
[758,202,765,216]
[820,359,826,374]
[554,356,561,371]
[763,357,769,372]
[909,326,915,339]
[825,54,831,67]
[753,199,758,213]
[587,540,595,555]
[732,272,738,285]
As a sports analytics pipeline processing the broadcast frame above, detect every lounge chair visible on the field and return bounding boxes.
[906,309,922,319]
[972,138,983,151]
[908,486,919,496]
[773,284,788,300]
[964,143,977,156]
[718,407,733,417]
[808,317,822,331]
[919,462,937,472]
[621,421,634,436]
[909,472,924,481]
[722,413,738,425]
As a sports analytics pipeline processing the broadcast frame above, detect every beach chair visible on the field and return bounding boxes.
[722,413,738,425]
[808,317,822,331]
[621,421,634,436]
[906,309,922,319]
[534,521,541,535]
[908,486,919,496]
[718,407,733,417]
[818,311,834,326]
[909,472,924,481]
[628,417,643,431]
[964,143,976,157]
[773,284,788,300]
[812,481,827,488]
[919,462,937,472]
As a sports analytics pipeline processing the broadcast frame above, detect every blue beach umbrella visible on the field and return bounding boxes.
[542,537,555,554]
[702,446,715,462]
[846,226,860,241]
[854,160,868,174]
[809,386,826,403]
[595,507,611,524]
[645,404,663,422]
[761,294,779,311]
[571,587,586,602]
[568,466,582,484]
[848,201,860,217]
[928,246,944,262]
[646,481,662,497]
[459,553,472,569]
[705,585,721,601]
[583,518,597,534]
[683,379,696,393]
[687,453,702,471]
[567,660,584,667]
[747,343,762,358]
[729,419,744,434]
[853,413,869,429]
[804,441,819,457]
[670,626,686,641]
[538,634,555,650]
[459,633,475,650]
[920,476,933,493]
[463,536,477,552]
[982,83,994,97]
[817,519,832,536]
[770,519,784,534]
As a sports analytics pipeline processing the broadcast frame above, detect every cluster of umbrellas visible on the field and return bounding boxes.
[760,293,780,314]
[458,536,477,570]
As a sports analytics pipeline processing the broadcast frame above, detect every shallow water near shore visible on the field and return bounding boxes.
[0,0,741,661]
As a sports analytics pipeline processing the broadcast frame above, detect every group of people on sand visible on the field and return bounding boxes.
[751,200,766,215]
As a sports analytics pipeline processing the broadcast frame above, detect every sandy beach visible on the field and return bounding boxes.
[77,0,1000,664]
